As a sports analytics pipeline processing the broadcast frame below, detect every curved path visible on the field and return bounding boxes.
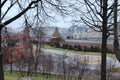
[42,49,120,70]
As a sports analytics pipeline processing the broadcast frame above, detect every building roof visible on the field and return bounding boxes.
[53,27,60,35]
[52,27,62,38]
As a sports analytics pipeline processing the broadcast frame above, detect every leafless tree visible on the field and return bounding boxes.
[66,56,89,80]
[106,59,119,80]
[0,0,71,79]
[28,48,55,80]
[114,0,120,62]
[94,59,120,80]
[22,0,71,78]
[22,18,50,80]
[37,53,45,74]
[14,55,34,80]
[56,54,67,80]
[72,0,120,80]
[56,55,90,80]
[45,54,54,75]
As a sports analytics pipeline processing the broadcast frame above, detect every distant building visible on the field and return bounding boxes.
[3,42,32,63]
[50,27,64,45]
[67,25,103,39]
[2,26,33,63]
[52,27,61,38]
[68,25,89,39]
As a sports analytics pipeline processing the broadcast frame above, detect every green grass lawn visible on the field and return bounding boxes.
[5,71,18,80]
[4,71,101,80]
[4,71,60,80]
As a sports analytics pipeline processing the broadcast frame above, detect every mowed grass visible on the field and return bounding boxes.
[4,71,101,80]
[45,45,117,59]
[5,71,18,80]
[4,71,60,80]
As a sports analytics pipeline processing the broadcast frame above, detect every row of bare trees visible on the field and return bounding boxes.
[1,0,120,80]
[0,0,70,80]
[4,52,118,80]
[70,0,120,80]
[13,53,54,80]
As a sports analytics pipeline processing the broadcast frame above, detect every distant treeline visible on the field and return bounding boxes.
[50,43,113,53]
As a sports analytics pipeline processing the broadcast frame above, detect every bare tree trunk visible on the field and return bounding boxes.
[114,0,119,48]
[114,0,119,51]
[63,59,66,80]
[114,0,120,62]
[0,30,4,80]
[101,0,108,80]
[0,0,4,79]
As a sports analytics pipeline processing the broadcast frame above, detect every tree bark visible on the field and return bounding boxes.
[0,26,4,80]
[114,0,120,62]
[101,0,108,80]
[0,0,4,79]
[114,0,119,51]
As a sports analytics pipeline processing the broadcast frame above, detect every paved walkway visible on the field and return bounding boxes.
[42,49,120,70]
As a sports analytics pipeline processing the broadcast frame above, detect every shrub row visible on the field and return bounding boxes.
[51,43,113,53]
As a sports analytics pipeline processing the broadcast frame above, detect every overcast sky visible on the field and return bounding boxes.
[6,15,73,32]
[2,0,76,31]
[3,0,119,32]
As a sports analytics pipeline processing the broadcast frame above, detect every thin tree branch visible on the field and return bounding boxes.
[1,0,18,20]
[3,0,41,26]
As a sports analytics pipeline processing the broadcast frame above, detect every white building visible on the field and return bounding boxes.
[67,25,103,39]
[68,25,88,39]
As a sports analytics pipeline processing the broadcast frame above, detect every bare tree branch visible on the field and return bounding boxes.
[3,0,41,26]
[1,0,8,8]
[1,0,18,20]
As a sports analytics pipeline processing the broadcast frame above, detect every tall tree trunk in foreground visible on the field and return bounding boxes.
[101,0,108,80]
[114,0,120,62]
[0,27,4,80]
[0,0,4,79]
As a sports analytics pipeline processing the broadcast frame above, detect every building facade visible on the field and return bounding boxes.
[2,26,33,63]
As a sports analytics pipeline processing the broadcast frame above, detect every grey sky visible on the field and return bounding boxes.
[2,0,119,31]
[2,1,74,31]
